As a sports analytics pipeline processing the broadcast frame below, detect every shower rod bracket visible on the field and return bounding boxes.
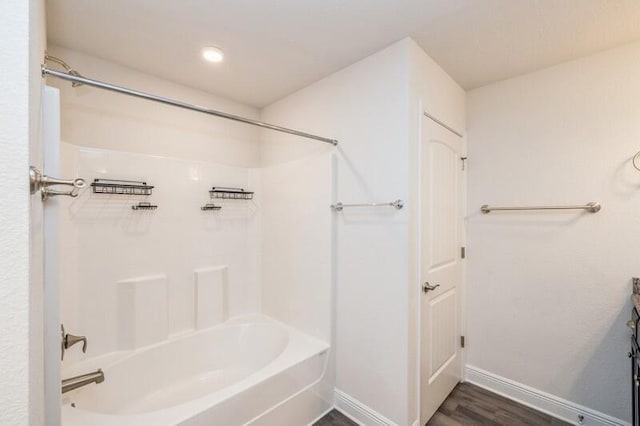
[41,59,338,146]
[43,53,84,87]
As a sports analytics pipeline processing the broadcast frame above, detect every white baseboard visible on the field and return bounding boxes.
[334,389,398,426]
[465,365,629,426]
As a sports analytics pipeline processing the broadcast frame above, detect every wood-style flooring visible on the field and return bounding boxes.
[314,409,358,426]
[314,383,571,426]
[427,383,570,426]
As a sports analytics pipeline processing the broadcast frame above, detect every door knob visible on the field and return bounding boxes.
[422,282,440,293]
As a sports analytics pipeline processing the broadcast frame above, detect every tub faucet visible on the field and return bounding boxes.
[62,369,105,394]
[61,324,87,360]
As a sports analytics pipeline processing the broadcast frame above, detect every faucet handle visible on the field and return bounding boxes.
[65,333,87,352]
[61,324,87,361]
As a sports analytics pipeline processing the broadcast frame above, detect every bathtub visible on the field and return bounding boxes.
[61,316,330,425]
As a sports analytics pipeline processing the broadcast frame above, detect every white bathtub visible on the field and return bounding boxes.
[61,316,330,425]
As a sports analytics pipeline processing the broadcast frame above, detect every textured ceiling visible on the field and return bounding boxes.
[414,0,640,90]
[47,0,640,107]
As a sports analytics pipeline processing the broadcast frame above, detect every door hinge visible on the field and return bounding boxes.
[461,336,465,348]
[461,156,467,171]
[461,247,466,259]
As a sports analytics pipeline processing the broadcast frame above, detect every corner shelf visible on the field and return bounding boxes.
[91,179,154,196]
[209,187,254,200]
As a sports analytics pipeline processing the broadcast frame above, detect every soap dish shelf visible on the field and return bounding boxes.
[201,203,222,211]
[132,202,157,211]
[209,187,254,200]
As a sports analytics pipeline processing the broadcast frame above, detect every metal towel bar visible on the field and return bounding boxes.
[331,200,404,212]
[481,202,601,214]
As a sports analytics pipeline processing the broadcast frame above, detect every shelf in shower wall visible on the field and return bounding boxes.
[201,203,222,211]
[209,187,254,200]
[91,179,154,196]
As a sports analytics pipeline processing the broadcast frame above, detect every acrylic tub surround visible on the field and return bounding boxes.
[61,316,329,425]
[56,141,335,425]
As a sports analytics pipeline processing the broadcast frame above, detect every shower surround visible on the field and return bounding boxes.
[58,143,334,424]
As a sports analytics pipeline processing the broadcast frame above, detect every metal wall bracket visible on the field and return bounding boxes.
[30,166,86,201]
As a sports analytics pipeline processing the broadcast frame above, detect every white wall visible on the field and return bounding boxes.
[261,40,411,425]
[46,45,261,167]
[466,40,640,423]
[0,0,46,424]
[258,153,334,342]
[0,1,32,424]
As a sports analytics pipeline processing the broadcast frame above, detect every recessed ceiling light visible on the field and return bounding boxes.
[202,46,224,63]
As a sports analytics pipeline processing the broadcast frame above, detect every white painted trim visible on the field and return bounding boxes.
[334,389,398,426]
[413,98,424,426]
[459,126,468,380]
[465,365,629,426]
[43,85,61,426]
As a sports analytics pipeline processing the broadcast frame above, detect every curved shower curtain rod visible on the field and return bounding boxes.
[41,55,339,146]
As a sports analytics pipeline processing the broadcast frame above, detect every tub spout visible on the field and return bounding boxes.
[62,369,104,394]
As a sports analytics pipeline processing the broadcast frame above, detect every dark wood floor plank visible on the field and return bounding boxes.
[426,411,463,426]
[454,405,498,424]
[313,409,358,426]
[425,382,571,426]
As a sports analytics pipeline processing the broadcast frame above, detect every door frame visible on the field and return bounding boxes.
[413,102,467,424]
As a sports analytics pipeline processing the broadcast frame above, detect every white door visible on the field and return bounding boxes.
[419,114,464,425]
